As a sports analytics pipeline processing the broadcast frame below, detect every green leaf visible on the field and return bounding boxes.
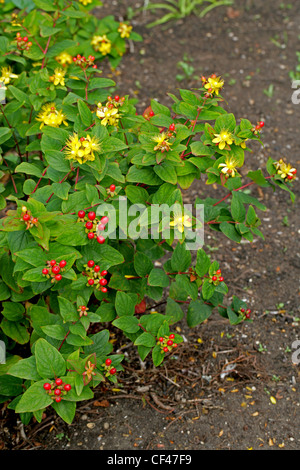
[187,300,213,327]
[15,380,53,413]
[41,324,67,340]
[201,279,215,300]
[214,113,236,133]
[152,344,164,367]
[51,400,76,424]
[171,242,191,273]
[0,319,30,344]
[220,222,241,243]
[113,316,140,334]
[134,332,156,347]
[35,338,66,379]
[134,252,153,277]
[8,356,41,381]
[231,192,246,223]
[154,163,177,184]
[115,291,136,317]
[84,330,112,357]
[0,375,23,396]
[15,162,43,178]
[58,296,78,322]
[148,268,169,288]
[78,99,93,127]
[1,302,25,321]
[165,298,184,323]
[0,128,13,145]
[195,249,210,277]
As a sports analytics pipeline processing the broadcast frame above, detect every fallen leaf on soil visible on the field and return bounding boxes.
[218,430,224,437]
[270,396,277,405]
[227,7,241,18]
[269,438,274,446]
[93,400,110,407]
[87,423,95,429]
[252,411,259,416]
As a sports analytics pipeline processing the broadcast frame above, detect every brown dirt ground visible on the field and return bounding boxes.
[1,0,300,451]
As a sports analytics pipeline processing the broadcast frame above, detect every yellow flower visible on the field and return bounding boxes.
[274,159,297,181]
[11,13,22,26]
[212,130,233,150]
[36,103,68,129]
[218,157,239,178]
[91,35,112,55]
[170,214,192,233]
[152,132,172,153]
[65,133,101,165]
[0,66,18,85]
[55,52,72,66]
[96,102,120,127]
[118,22,132,39]
[49,67,66,86]
[79,0,92,4]
[204,76,224,95]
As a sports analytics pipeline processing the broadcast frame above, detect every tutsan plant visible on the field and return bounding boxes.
[0,2,297,426]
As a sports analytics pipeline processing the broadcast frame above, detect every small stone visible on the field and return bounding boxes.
[103,422,110,430]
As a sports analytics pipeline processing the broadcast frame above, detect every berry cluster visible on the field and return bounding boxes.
[72,54,97,69]
[77,210,108,244]
[83,259,108,293]
[252,121,265,134]
[15,33,32,51]
[43,378,72,403]
[106,184,116,197]
[240,307,251,320]
[20,206,38,229]
[210,268,224,285]
[77,305,89,318]
[166,122,176,138]
[106,94,125,106]
[103,358,117,376]
[158,334,178,354]
[42,259,67,283]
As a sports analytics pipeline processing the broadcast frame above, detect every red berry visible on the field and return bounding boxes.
[245,313,251,319]
[216,269,221,275]
[80,137,85,142]
[54,389,61,396]
[43,383,51,390]
[59,260,66,268]
[114,95,120,101]
[173,343,178,348]
[219,276,224,282]
[23,213,30,221]
[212,275,218,281]
[110,367,117,375]
[101,287,108,293]
[240,308,245,313]
[287,175,293,180]
[77,54,81,59]
[110,184,116,192]
[100,278,107,286]
[101,216,109,225]
[73,57,77,62]
[55,378,63,386]
[55,274,62,281]
[159,337,164,342]
[259,121,265,128]
[78,210,85,218]
[167,340,173,346]
[50,260,56,266]
[101,270,107,276]
[246,309,251,314]
[88,232,95,239]
[52,265,60,274]
[98,224,105,231]
[163,347,169,353]
[55,396,62,403]
[97,236,105,244]
[42,268,49,275]
[292,169,297,174]
[255,125,260,131]
[85,221,93,230]
[64,384,71,392]
[88,211,96,221]
[105,358,112,366]
[87,260,95,268]
[169,334,175,339]
[94,265,100,272]
[28,42,32,47]
[80,306,86,311]
[23,36,28,42]
[149,110,154,117]
[169,123,175,131]
[88,279,94,285]
[92,65,97,69]
[211,73,216,79]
